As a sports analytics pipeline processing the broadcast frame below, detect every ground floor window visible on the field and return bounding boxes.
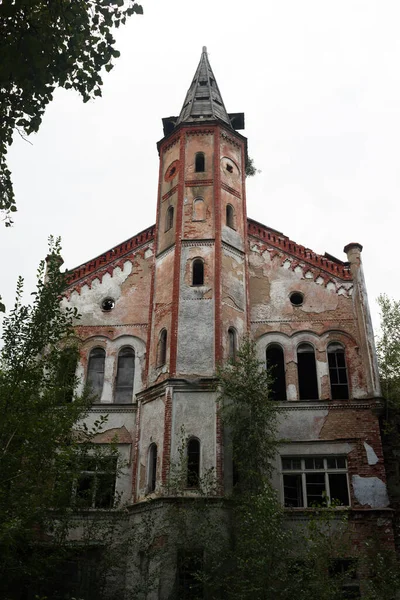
[177,549,204,599]
[75,456,118,509]
[282,456,349,508]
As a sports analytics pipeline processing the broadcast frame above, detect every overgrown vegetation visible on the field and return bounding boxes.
[0,0,143,225]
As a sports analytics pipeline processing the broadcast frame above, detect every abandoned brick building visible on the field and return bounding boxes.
[62,47,394,596]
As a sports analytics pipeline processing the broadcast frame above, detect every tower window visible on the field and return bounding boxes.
[192,259,204,286]
[226,204,235,229]
[226,163,233,173]
[115,347,135,403]
[165,206,174,232]
[148,443,158,493]
[266,344,287,401]
[228,327,237,361]
[87,347,105,401]
[193,198,205,221]
[187,438,200,488]
[157,329,167,367]
[195,152,205,173]
[328,343,349,399]
[297,343,319,400]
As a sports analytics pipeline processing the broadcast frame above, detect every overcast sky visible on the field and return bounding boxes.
[2,0,400,335]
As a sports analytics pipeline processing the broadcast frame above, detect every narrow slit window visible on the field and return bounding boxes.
[193,198,205,221]
[195,152,205,173]
[297,343,319,400]
[328,343,349,399]
[87,347,105,401]
[228,327,237,361]
[157,329,167,367]
[266,344,287,401]
[187,438,200,488]
[226,204,235,229]
[165,206,174,232]
[192,259,204,286]
[115,347,135,403]
[148,443,157,493]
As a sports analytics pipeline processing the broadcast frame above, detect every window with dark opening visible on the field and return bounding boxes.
[87,347,105,401]
[297,343,319,400]
[57,347,78,403]
[101,297,115,311]
[195,152,205,173]
[226,204,235,229]
[177,549,204,599]
[328,343,349,399]
[148,443,157,493]
[187,438,200,488]
[290,292,304,306]
[266,344,287,401]
[165,205,174,232]
[193,198,205,221]
[192,259,204,286]
[75,456,117,509]
[226,163,233,173]
[228,327,237,361]
[115,347,135,403]
[157,329,167,367]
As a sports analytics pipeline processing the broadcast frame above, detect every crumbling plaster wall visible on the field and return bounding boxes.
[137,396,165,500]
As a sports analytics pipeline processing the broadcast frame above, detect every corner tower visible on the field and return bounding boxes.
[147,47,249,383]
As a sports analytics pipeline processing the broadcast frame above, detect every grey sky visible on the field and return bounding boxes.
[2,0,400,334]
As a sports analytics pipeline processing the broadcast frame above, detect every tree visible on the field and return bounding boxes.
[0,0,143,226]
[0,237,120,599]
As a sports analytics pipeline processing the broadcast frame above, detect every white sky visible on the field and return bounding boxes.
[2,0,400,335]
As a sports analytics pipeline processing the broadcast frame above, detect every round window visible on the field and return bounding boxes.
[101,298,115,311]
[289,292,304,306]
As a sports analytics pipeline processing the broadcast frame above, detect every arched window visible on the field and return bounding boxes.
[148,443,158,493]
[57,347,78,403]
[187,438,200,488]
[192,259,204,286]
[157,329,167,367]
[266,344,287,401]
[195,152,205,173]
[226,204,235,229]
[87,347,105,400]
[228,327,237,361]
[297,343,319,400]
[115,347,135,403]
[328,343,349,399]
[193,198,205,221]
[165,205,174,232]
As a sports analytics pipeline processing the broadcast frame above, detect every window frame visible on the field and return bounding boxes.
[74,456,118,509]
[266,343,287,401]
[147,443,158,493]
[165,205,174,232]
[281,455,350,508]
[192,197,205,222]
[114,346,135,404]
[297,342,319,400]
[228,327,237,362]
[86,347,106,402]
[157,329,167,367]
[187,437,201,489]
[327,342,350,400]
[192,258,204,286]
[195,152,205,173]
[226,203,235,229]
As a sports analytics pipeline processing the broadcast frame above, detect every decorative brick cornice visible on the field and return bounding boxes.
[247,219,352,281]
[163,135,180,152]
[277,399,384,411]
[181,239,215,248]
[185,179,214,187]
[186,128,215,137]
[162,186,178,202]
[221,130,242,149]
[221,181,241,198]
[222,241,245,259]
[251,318,354,324]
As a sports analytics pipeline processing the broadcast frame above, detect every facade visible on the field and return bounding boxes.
[62,48,394,595]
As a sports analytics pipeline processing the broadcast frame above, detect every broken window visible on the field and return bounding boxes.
[148,443,157,493]
[192,259,204,286]
[228,327,237,361]
[165,205,174,232]
[328,343,349,399]
[226,162,233,172]
[75,456,117,509]
[177,549,204,599]
[226,204,235,229]
[193,198,205,221]
[282,456,349,508]
[297,343,319,400]
[195,152,205,172]
[266,344,287,401]
[157,329,167,367]
[87,347,105,401]
[115,347,135,403]
[187,438,200,488]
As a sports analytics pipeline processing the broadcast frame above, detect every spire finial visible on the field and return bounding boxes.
[202,46,207,53]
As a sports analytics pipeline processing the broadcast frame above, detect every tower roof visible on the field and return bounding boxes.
[177,47,232,127]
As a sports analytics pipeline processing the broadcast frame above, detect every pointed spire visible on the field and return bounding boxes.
[177,47,232,128]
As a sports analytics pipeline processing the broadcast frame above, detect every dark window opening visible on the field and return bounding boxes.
[226,163,233,173]
[329,473,350,505]
[177,549,204,599]
[195,96,209,101]
[192,259,204,286]
[199,80,207,86]
[195,152,205,172]
[283,474,303,507]
[57,347,78,403]
[328,343,349,399]
[266,344,287,400]
[101,297,115,311]
[228,327,237,361]
[148,443,157,493]
[297,343,319,400]
[169,166,176,178]
[157,329,167,367]
[329,559,360,599]
[165,205,174,232]
[187,438,200,488]
[226,204,235,229]
[115,347,135,403]
[87,347,105,401]
[75,457,117,509]
[290,291,304,306]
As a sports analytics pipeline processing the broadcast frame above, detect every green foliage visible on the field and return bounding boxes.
[0,0,143,225]
[245,154,259,178]
[377,294,400,415]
